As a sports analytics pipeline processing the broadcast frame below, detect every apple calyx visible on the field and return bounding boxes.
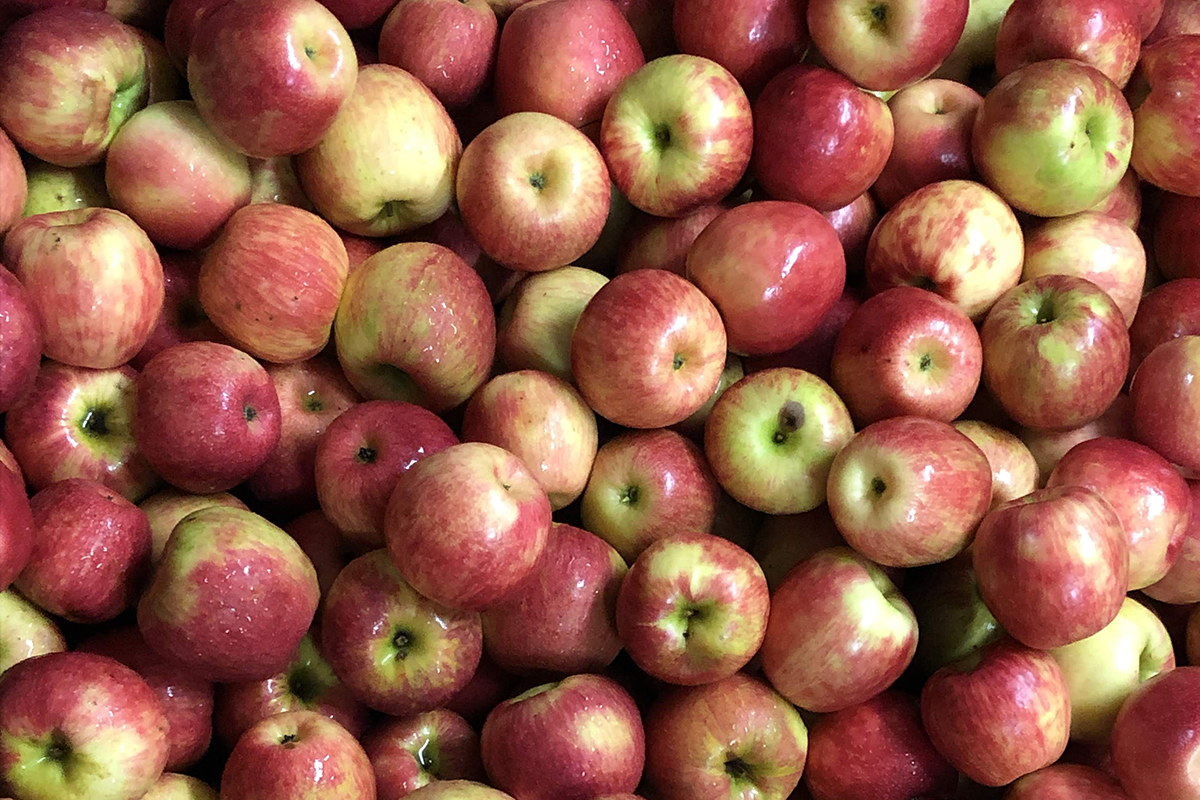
[618,484,640,507]
[724,753,759,787]
[391,628,417,660]
[355,445,377,464]
[671,601,713,640]
[78,406,111,440]
[243,405,258,422]
[528,172,547,191]
[863,2,890,32]
[279,733,300,748]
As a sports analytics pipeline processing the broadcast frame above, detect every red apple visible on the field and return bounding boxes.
[1111,667,1200,800]
[1019,393,1133,479]
[994,0,1141,87]
[0,465,32,595]
[1148,0,1200,41]
[405,211,522,304]
[1129,335,1200,472]
[1005,764,1132,799]
[0,267,39,415]
[163,0,229,71]
[672,0,809,95]
[617,205,723,276]
[363,709,485,800]
[823,194,879,274]
[1127,35,1200,197]
[742,288,864,381]
[129,251,226,372]
[1089,166,1142,228]
[1153,193,1200,280]
[0,129,25,235]
[613,0,674,58]
[283,511,354,606]
[496,266,609,382]
[954,420,1041,508]
[0,587,66,676]
[405,782,514,799]
[378,0,497,110]
[1145,481,1200,603]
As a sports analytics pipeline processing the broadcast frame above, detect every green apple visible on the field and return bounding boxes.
[906,552,1006,677]
[496,266,609,383]
[0,588,66,675]
[22,160,110,218]
[934,0,1016,85]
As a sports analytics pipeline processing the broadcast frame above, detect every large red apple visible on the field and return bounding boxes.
[377,0,497,110]
[1129,335,1200,472]
[363,710,485,800]
[671,0,809,95]
[1127,35,1200,196]
[994,0,1141,86]
[1111,667,1200,800]
[1154,193,1200,280]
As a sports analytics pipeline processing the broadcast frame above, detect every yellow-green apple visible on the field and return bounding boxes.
[1148,0,1200,41]
[0,130,24,234]
[1154,194,1200,280]
[674,352,744,439]
[163,0,229,71]
[753,65,894,212]
[907,552,1005,676]
[496,266,608,381]
[671,0,809,95]
[1090,167,1142,228]
[129,252,225,371]
[806,0,968,91]
[865,179,1024,320]
[1127,36,1200,196]
[16,479,150,623]
[457,112,611,272]
[743,287,864,380]
[580,429,721,562]
[139,774,217,800]
[481,523,626,676]
[954,419,1041,508]
[1022,211,1146,325]
[1111,667,1200,800]
[0,652,169,800]
[827,417,992,566]
[20,159,109,217]
[444,654,514,726]
[0,467,32,594]
[994,0,1141,86]
[1048,436,1189,589]
[493,0,644,127]
[824,194,879,274]
[137,506,319,682]
[616,531,768,685]
[613,0,674,59]
[1049,595,1174,742]
[314,400,458,549]
[5,363,158,501]
[0,8,147,167]
[334,243,495,411]
[248,358,358,506]
[462,370,598,510]
[704,368,854,515]
[0,588,65,675]
[832,286,982,424]
[933,0,1016,81]
[248,155,314,209]
[686,201,846,356]
[363,709,485,800]
[138,488,247,565]
[284,511,354,607]
[77,626,214,772]
[318,0,395,28]
[572,269,727,428]
[134,342,281,493]
[104,101,251,250]
[803,691,958,800]
[406,782,514,799]
[1019,393,1132,479]
[219,711,375,800]
[1146,481,1200,603]
[386,442,552,611]
[981,275,1130,431]
[214,632,367,747]
[617,205,723,275]
[1004,764,1131,799]
[378,0,498,110]
[321,550,482,716]
[3,208,164,369]
[752,506,845,590]
[601,55,752,218]
[760,546,918,711]
[921,638,1070,786]
[1130,336,1200,471]
[0,269,40,415]
[643,673,808,800]
[973,486,1129,649]
[972,59,1134,216]
[296,64,462,236]
[481,674,645,800]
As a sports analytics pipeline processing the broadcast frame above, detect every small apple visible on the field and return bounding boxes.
[20,159,109,217]
[906,553,1005,677]
[1129,335,1200,472]
[1111,667,1200,800]
[1089,166,1142,229]
[139,774,218,800]
[138,489,248,565]
[363,709,485,800]
[618,205,724,276]
[0,588,66,676]
[128,251,226,372]
[1145,481,1200,604]
[1129,279,1200,377]
[671,0,810,95]
[953,420,1041,508]
[1127,35,1200,197]
[1019,393,1133,479]
[994,0,1140,87]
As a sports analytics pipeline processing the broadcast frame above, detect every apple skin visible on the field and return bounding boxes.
[580,429,721,563]
[973,486,1129,649]
[3,208,164,370]
[0,8,147,167]
[972,59,1134,217]
[1111,667,1200,800]
[981,274,1130,432]
[104,100,251,250]
[481,674,645,800]
[0,466,33,595]
[5,362,159,502]
[76,626,214,772]
[827,416,993,567]
[296,64,462,236]
[643,673,808,800]
[572,269,727,429]
[1005,764,1131,799]
[481,523,626,676]
[444,654,515,726]
[493,0,645,128]
[218,711,375,800]
[617,206,723,276]
[318,0,396,28]
[283,511,354,608]
[129,251,226,372]
[686,201,846,357]
[405,782,515,800]
[907,553,1005,677]
[1128,35,1200,197]
[1146,481,1200,603]
[1154,194,1200,280]
[0,268,40,415]
[954,420,1041,508]
[363,709,485,800]
[752,506,845,591]
[1129,336,1200,472]
[1089,167,1142,229]
[20,159,109,217]
[378,0,498,110]
[138,774,218,800]
[0,129,25,235]
[613,0,674,59]
[752,64,895,212]
[137,506,320,683]
[1148,0,1200,41]
[163,0,229,72]
[994,0,1141,87]
[760,546,918,712]
[496,266,608,382]
[1047,436,1190,589]
[865,179,1025,320]
[0,588,65,676]
[933,0,1016,80]
[138,489,248,565]
[0,652,169,800]
[921,638,1071,787]
[1019,393,1132,480]
[333,243,496,412]
[248,155,313,210]
[804,691,958,800]
[671,0,809,95]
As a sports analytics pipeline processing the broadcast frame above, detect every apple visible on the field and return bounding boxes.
[865,179,1025,320]
[1154,194,1200,280]
[20,159,109,217]
[1129,336,1200,472]
[129,251,226,372]
[954,420,1041,508]
[618,205,723,276]
[921,638,1071,787]
[752,64,895,212]
[0,8,147,167]
[1148,0,1200,41]
[572,269,727,429]
[994,0,1141,87]
[0,652,169,800]
[104,100,251,250]
[247,155,314,209]
[580,429,721,562]
[378,0,498,110]
[907,553,1005,677]
[406,781,515,799]
[481,674,645,800]
[1111,667,1200,800]
[1005,764,1131,799]
[0,588,65,675]
[405,210,522,304]
[333,242,495,412]
[0,267,40,415]
[1019,393,1132,479]
[822,195,879,275]
[163,0,229,71]
[743,288,864,380]
[643,673,808,800]
[493,0,645,128]
[496,266,608,381]
[139,774,218,800]
[283,511,355,606]
[318,0,396,28]
[1089,166,1142,228]
[5,362,158,502]
[671,0,809,95]
[760,546,918,711]
[341,232,386,273]
[363,709,485,800]
[972,59,1134,217]
[137,505,320,683]
[0,442,19,481]
[933,0,1016,81]
[3,208,164,370]
[0,129,24,234]
[1146,482,1200,603]
[296,64,462,236]
[973,486,1129,649]
[613,0,674,59]
[138,489,248,565]
[1127,35,1200,197]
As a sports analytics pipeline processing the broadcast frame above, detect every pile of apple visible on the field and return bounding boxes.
[1,0,1200,797]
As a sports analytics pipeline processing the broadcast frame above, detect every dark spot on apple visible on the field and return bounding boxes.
[356,446,377,464]
[673,354,685,370]
[79,407,110,438]
[244,405,257,422]
[528,172,547,191]
[774,400,805,443]
[502,483,511,491]
[304,45,317,60]
[725,755,754,782]
[871,477,887,496]
[653,123,672,150]
[619,485,640,506]
[866,2,888,30]
[393,628,415,658]
[919,353,933,371]
[234,301,243,312]
[279,733,299,748]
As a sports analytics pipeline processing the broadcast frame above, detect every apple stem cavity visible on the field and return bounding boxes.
[653,124,672,151]
[44,731,71,765]
[79,407,109,438]
[392,628,414,659]
[673,354,685,370]
[865,3,889,31]
[355,445,377,464]
[619,485,640,506]
[725,755,755,783]
[528,172,547,191]
[279,733,299,748]
[243,405,258,422]
[871,476,887,496]
[1035,296,1057,325]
